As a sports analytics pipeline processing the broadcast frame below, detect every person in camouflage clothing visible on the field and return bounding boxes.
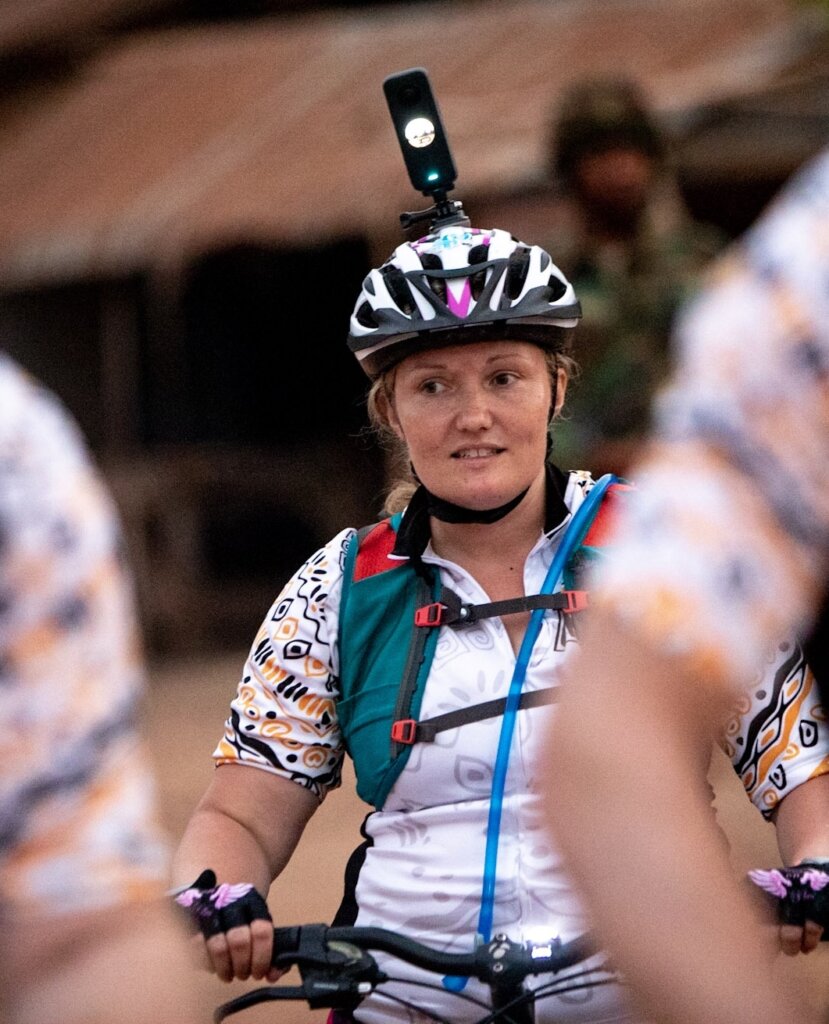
[545,77,724,475]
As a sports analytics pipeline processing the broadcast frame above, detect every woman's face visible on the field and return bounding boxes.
[385,341,563,511]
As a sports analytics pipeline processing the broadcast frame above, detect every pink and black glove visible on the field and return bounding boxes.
[748,860,829,936]
[174,869,272,940]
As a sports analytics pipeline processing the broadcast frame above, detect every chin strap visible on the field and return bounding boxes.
[423,484,530,524]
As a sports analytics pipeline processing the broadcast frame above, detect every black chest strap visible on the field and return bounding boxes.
[415,586,587,627]
[391,686,559,746]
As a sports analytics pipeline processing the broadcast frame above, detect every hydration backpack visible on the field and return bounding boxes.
[336,480,632,808]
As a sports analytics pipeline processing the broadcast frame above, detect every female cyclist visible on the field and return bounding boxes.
[173,222,829,1024]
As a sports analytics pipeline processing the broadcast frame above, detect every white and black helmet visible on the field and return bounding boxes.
[348,225,581,378]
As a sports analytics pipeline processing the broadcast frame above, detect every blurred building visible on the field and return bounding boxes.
[0,0,826,654]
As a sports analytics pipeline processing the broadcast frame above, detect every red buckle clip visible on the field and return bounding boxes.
[561,590,589,613]
[391,719,418,745]
[415,602,445,627]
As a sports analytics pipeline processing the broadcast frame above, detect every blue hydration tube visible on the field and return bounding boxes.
[443,473,618,993]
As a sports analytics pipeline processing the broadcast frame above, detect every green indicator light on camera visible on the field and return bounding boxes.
[427,170,439,182]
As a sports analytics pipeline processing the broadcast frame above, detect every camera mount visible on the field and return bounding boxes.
[383,68,470,234]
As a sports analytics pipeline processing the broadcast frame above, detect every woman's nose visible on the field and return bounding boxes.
[455,386,494,430]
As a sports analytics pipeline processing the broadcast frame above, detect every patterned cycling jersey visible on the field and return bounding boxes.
[0,355,168,919]
[216,468,829,1022]
[594,150,829,700]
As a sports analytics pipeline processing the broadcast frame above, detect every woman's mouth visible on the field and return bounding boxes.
[451,446,505,459]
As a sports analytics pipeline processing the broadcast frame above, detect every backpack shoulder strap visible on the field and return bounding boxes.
[580,480,633,547]
[337,513,441,808]
[353,519,399,581]
[563,479,633,590]
[340,514,401,626]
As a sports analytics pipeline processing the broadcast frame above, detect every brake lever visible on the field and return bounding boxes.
[270,924,386,1012]
[215,947,383,1021]
[214,986,309,1022]
[301,967,380,1011]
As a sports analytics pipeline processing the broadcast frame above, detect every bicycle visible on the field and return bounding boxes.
[214,923,616,1024]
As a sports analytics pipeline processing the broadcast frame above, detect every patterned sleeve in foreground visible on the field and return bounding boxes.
[213,528,354,801]
[593,446,818,686]
[594,152,829,689]
[0,359,168,919]
[722,639,829,820]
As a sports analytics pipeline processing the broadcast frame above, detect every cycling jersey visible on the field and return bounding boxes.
[216,463,829,1023]
[594,150,829,706]
[0,355,169,919]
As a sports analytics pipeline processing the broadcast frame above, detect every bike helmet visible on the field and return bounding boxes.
[348,224,581,378]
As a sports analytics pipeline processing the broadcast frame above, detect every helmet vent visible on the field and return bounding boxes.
[467,244,490,301]
[547,272,567,302]
[355,301,379,329]
[420,253,447,303]
[505,247,531,300]
[381,265,415,315]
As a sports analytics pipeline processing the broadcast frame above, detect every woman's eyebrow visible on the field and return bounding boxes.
[485,353,530,365]
[405,361,449,374]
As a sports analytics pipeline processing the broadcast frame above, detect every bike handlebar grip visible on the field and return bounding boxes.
[272,925,303,960]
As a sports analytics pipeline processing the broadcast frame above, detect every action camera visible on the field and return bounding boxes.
[383,68,457,198]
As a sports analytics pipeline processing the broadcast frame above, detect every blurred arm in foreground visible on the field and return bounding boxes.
[0,354,199,1024]
[547,150,829,1024]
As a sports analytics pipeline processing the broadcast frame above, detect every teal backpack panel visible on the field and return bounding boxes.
[337,524,441,808]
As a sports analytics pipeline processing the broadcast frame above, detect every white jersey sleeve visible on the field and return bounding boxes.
[213,527,354,801]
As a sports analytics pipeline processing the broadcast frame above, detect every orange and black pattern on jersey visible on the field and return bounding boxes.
[213,529,351,800]
[595,153,829,689]
[722,639,829,818]
[0,355,168,917]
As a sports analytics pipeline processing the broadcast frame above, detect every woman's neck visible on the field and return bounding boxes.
[428,469,548,572]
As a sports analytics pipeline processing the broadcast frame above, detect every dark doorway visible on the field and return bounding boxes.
[177,237,372,447]
[129,235,387,652]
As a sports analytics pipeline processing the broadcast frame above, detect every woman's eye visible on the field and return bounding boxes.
[419,379,445,395]
[492,372,517,387]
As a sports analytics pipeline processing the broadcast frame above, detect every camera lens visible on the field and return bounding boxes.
[399,84,421,107]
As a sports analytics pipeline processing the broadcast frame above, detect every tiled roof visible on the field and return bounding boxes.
[0,0,816,287]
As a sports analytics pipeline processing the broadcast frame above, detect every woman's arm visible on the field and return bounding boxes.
[721,639,829,953]
[771,773,829,954]
[173,763,319,982]
[175,530,351,981]
[774,773,829,866]
[173,763,318,891]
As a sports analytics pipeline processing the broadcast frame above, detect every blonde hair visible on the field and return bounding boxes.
[367,349,579,515]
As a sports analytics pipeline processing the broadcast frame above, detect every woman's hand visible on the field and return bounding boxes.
[199,917,280,982]
[749,863,829,956]
[175,870,280,981]
[779,920,824,956]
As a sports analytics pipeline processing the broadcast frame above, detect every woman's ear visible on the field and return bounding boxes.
[377,385,405,441]
[553,366,568,418]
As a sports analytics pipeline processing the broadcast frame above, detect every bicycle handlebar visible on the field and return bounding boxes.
[215,923,598,1022]
[274,923,594,978]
